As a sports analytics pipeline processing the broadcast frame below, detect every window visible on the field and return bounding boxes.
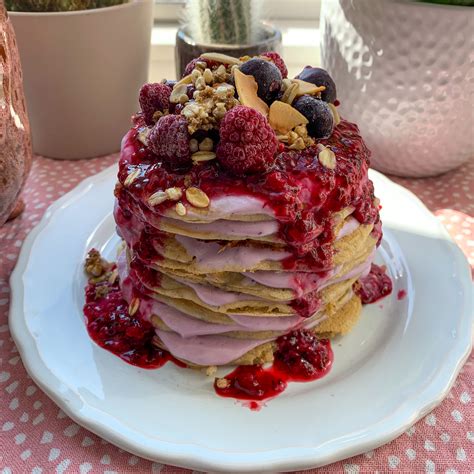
[153,0,321,22]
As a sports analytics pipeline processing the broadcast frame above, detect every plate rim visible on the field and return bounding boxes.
[8,165,473,472]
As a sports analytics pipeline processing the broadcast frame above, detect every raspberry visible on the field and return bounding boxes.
[261,51,288,78]
[139,83,171,125]
[216,106,278,176]
[148,115,191,167]
[183,57,219,76]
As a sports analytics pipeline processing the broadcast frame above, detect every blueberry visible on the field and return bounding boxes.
[239,58,282,103]
[293,95,334,139]
[296,67,337,103]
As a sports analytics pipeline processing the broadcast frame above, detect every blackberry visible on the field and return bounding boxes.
[293,95,334,139]
[239,58,282,104]
[296,67,337,103]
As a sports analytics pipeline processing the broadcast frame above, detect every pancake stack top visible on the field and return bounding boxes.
[113,52,381,368]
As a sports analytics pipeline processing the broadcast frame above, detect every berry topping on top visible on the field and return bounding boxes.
[261,51,288,79]
[293,95,334,139]
[148,114,191,167]
[239,58,282,103]
[133,52,341,177]
[139,83,171,125]
[296,66,337,104]
[216,105,278,176]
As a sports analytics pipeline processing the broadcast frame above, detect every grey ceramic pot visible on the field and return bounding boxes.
[175,22,282,78]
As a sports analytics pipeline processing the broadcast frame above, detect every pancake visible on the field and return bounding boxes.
[111,53,384,368]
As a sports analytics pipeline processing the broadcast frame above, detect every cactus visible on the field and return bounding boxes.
[182,0,264,45]
[5,0,127,11]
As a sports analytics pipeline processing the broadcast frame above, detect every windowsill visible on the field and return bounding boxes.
[149,20,321,81]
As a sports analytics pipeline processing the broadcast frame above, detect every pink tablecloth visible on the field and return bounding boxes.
[1,155,473,473]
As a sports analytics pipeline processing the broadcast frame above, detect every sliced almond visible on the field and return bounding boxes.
[200,52,241,65]
[108,268,118,285]
[199,137,214,151]
[175,202,187,216]
[318,146,336,169]
[128,297,140,316]
[233,68,269,117]
[137,127,150,146]
[124,168,141,187]
[292,78,326,97]
[215,377,230,389]
[175,74,193,87]
[148,190,168,206]
[186,187,210,208]
[165,187,182,201]
[280,82,299,105]
[192,151,217,162]
[328,103,341,126]
[269,101,308,134]
[170,83,188,103]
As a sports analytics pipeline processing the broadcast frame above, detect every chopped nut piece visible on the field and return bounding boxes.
[84,249,109,278]
[318,146,337,169]
[186,187,210,208]
[289,137,306,150]
[165,187,183,201]
[192,151,217,162]
[199,137,214,151]
[203,68,213,84]
[329,103,341,126]
[175,202,187,216]
[200,52,241,65]
[213,64,227,82]
[148,191,168,206]
[195,60,207,70]
[205,366,217,376]
[152,110,165,123]
[128,297,140,316]
[195,76,206,90]
[124,168,140,187]
[178,94,189,104]
[170,83,188,104]
[189,138,199,152]
[215,377,230,389]
[191,68,202,81]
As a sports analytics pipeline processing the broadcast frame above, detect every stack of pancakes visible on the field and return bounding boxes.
[115,191,377,367]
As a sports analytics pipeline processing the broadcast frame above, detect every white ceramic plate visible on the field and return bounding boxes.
[9,166,473,472]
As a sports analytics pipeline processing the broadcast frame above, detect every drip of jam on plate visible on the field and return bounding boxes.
[214,330,333,409]
[354,263,393,304]
[83,266,182,369]
[397,289,407,300]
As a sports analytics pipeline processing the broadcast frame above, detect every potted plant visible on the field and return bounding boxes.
[175,0,282,78]
[320,0,473,177]
[7,0,153,159]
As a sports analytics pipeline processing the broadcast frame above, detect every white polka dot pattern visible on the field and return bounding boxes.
[0,155,472,472]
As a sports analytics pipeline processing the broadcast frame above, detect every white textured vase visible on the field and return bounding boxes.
[10,0,153,159]
[320,0,474,177]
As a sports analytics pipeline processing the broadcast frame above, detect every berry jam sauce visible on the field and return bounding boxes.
[354,264,393,304]
[397,289,407,300]
[83,267,181,369]
[214,330,333,408]
[116,117,379,278]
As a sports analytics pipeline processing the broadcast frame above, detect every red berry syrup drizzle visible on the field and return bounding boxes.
[83,266,183,369]
[215,330,333,407]
[116,118,380,317]
[354,263,393,304]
